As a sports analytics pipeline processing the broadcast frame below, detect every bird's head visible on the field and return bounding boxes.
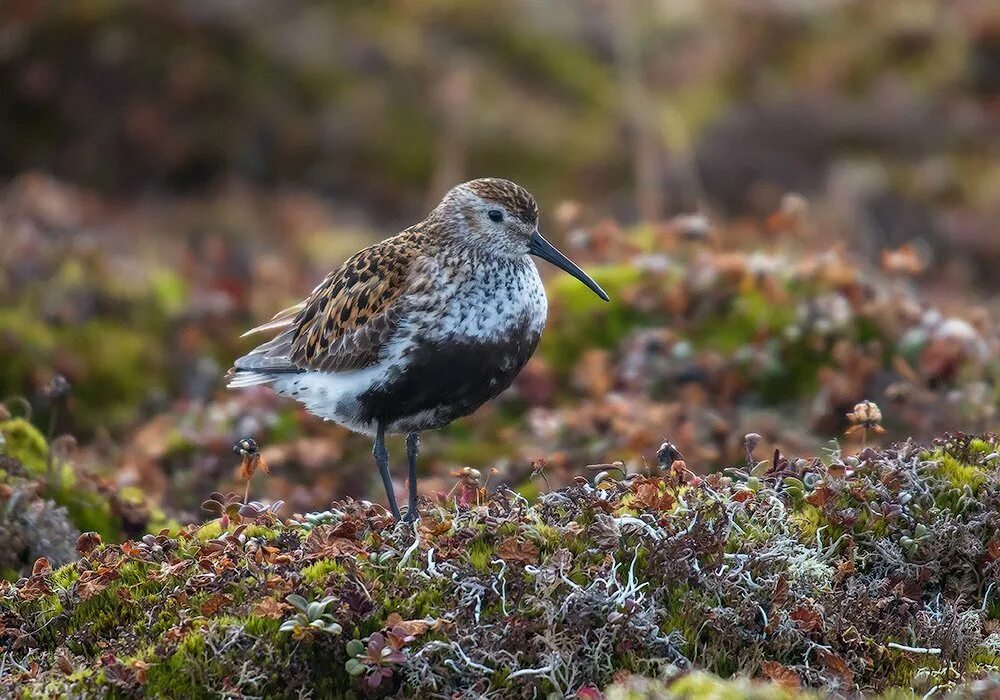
[434,178,609,301]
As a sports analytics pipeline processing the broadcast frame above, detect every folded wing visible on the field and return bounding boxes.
[228,236,419,385]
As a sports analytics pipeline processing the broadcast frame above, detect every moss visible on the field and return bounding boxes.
[49,483,120,541]
[924,449,989,491]
[194,520,223,541]
[0,419,126,543]
[242,615,281,638]
[242,523,282,540]
[0,308,166,434]
[662,671,805,700]
[144,630,213,700]
[467,538,493,571]
[52,563,80,590]
[987,597,1000,621]
[0,418,49,475]
[789,504,825,543]
[301,558,346,586]
[5,435,1000,697]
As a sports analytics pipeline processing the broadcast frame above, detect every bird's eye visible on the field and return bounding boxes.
[487,209,504,223]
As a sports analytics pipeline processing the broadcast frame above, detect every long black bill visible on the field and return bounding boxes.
[528,231,610,301]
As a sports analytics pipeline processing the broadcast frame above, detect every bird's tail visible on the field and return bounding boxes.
[225,369,278,388]
[227,328,299,389]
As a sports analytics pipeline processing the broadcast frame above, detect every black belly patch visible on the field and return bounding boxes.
[357,326,541,430]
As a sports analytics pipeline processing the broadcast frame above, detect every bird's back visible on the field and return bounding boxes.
[227,227,429,385]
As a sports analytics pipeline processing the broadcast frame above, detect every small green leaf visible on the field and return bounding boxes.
[286,594,309,612]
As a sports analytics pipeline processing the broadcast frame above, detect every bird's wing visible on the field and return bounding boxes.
[233,234,424,375]
[240,301,307,338]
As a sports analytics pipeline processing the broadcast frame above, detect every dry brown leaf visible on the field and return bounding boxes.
[75,532,103,556]
[806,486,833,507]
[252,597,289,619]
[789,606,823,632]
[200,593,231,617]
[32,557,51,576]
[54,647,74,676]
[384,613,438,637]
[496,537,540,564]
[76,568,118,601]
[631,479,676,511]
[819,650,855,685]
[761,660,800,690]
[131,659,150,685]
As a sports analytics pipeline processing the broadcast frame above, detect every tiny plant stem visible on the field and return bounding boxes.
[45,404,59,491]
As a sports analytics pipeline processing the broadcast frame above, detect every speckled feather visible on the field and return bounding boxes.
[289,227,427,372]
[227,178,550,434]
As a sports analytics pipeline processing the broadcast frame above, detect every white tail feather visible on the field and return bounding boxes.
[226,371,278,388]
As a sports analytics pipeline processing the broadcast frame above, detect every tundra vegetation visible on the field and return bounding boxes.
[2,421,1000,697]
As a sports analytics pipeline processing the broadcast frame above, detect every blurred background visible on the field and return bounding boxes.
[1,1,998,547]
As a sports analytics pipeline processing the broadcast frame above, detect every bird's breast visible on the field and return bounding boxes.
[413,256,547,342]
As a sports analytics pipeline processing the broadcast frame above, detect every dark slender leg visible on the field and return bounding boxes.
[404,433,420,522]
[373,420,401,520]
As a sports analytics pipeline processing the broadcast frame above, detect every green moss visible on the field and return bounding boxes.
[655,671,805,700]
[0,418,123,540]
[467,539,493,571]
[145,630,213,700]
[302,559,346,586]
[150,608,181,638]
[194,521,223,541]
[52,563,81,590]
[50,483,120,541]
[0,418,49,475]
[242,523,281,540]
[924,449,988,491]
[0,300,170,435]
[242,615,281,638]
[789,504,825,543]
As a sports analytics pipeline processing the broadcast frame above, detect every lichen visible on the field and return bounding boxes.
[2,434,999,698]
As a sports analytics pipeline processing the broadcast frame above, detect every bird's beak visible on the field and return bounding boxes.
[528,231,610,302]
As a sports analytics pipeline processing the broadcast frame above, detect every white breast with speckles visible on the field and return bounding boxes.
[418,255,548,341]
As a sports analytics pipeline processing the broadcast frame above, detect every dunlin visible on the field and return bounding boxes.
[227,178,608,520]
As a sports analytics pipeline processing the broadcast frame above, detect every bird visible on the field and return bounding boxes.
[227,178,608,521]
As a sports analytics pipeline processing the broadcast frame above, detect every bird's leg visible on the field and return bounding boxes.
[404,432,420,522]
[373,420,401,520]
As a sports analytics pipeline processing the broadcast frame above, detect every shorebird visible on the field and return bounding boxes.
[227,178,608,521]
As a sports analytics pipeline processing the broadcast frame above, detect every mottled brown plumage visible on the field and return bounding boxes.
[228,177,607,521]
[290,229,424,372]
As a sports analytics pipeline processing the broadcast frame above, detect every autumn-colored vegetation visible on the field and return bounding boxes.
[3,429,1000,697]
